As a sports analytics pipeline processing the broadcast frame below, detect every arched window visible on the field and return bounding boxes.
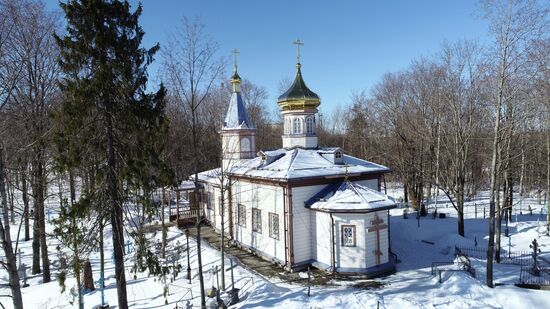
[306,116,314,134]
[284,118,291,134]
[241,137,250,152]
[292,118,302,134]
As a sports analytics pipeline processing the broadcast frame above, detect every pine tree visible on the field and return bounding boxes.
[54,1,167,307]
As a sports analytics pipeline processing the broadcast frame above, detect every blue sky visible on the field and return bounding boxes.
[45,0,490,113]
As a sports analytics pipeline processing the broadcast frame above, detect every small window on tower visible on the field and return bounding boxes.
[285,118,291,134]
[293,118,302,134]
[335,151,342,159]
[306,117,314,133]
[241,137,250,152]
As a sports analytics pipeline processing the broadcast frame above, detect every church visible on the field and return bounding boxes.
[197,45,396,276]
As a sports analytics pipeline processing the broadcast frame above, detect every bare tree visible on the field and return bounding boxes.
[163,16,225,308]
[480,0,549,287]
[437,40,486,236]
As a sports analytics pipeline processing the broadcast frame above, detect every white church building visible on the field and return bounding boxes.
[197,52,396,276]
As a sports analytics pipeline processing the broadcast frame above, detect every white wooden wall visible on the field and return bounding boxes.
[232,180,286,262]
[311,211,332,267]
[332,210,389,270]
[291,184,326,264]
[355,178,379,191]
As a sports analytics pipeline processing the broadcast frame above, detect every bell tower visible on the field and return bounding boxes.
[277,39,320,149]
[221,49,256,170]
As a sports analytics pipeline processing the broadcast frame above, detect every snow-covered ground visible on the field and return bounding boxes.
[1,187,549,308]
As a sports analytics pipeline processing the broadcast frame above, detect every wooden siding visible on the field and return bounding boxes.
[311,211,332,267]
[333,211,389,269]
[232,180,286,262]
[291,184,326,264]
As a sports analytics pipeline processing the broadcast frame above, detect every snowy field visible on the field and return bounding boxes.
[1,186,550,308]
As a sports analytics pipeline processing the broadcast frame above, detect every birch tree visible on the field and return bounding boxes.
[480,0,549,287]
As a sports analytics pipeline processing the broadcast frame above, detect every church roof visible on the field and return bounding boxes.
[277,63,320,103]
[223,91,255,130]
[227,147,389,181]
[306,181,396,212]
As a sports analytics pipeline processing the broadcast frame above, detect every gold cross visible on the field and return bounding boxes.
[232,48,239,70]
[293,38,304,63]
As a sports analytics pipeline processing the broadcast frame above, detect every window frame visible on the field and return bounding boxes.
[341,225,356,247]
[252,208,262,233]
[268,212,279,240]
[306,116,314,133]
[238,204,246,227]
[292,117,302,134]
[206,191,213,210]
[240,137,250,152]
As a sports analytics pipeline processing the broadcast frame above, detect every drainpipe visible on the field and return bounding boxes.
[387,210,392,261]
[228,178,233,240]
[330,213,336,276]
[282,185,288,268]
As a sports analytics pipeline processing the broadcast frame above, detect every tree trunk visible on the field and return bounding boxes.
[0,146,24,309]
[99,218,105,294]
[36,159,50,283]
[8,174,15,224]
[457,185,465,237]
[192,107,206,308]
[21,164,30,241]
[32,163,41,274]
[106,113,128,309]
[57,172,64,211]
[162,187,166,259]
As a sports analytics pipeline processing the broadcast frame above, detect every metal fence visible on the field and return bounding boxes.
[519,266,550,286]
[454,246,532,267]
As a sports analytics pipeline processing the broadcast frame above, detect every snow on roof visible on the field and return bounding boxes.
[195,168,223,186]
[223,91,255,130]
[227,147,389,181]
[177,180,197,190]
[307,181,396,212]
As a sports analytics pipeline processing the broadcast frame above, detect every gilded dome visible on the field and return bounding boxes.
[277,63,320,110]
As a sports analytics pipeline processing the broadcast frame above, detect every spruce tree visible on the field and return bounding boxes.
[54,1,167,307]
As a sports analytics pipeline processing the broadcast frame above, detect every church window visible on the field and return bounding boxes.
[284,118,291,134]
[335,151,342,159]
[341,225,356,247]
[292,118,302,134]
[252,208,262,233]
[238,204,246,227]
[206,191,213,210]
[241,137,250,152]
[269,212,279,240]
[306,116,314,133]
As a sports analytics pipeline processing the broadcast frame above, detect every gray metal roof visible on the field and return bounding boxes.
[223,91,255,130]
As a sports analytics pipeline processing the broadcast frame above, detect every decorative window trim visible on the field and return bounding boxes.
[238,204,246,227]
[268,212,279,240]
[306,116,314,133]
[341,225,356,247]
[252,208,262,233]
[240,137,250,152]
[292,117,302,134]
[284,118,291,134]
